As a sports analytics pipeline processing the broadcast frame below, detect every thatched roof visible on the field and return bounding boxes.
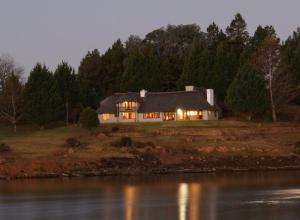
[97,89,219,114]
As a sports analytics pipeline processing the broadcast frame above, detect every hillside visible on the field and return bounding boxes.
[0,120,300,179]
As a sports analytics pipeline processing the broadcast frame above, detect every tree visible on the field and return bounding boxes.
[282,28,300,103]
[0,55,23,92]
[0,73,24,132]
[79,107,98,129]
[54,61,80,125]
[178,38,204,88]
[24,63,63,129]
[252,36,299,121]
[78,49,103,108]
[226,13,249,43]
[101,39,125,95]
[225,63,267,119]
[252,36,280,121]
[212,41,238,100]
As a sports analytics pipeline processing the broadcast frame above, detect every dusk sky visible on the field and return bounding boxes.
[1,0,300,76]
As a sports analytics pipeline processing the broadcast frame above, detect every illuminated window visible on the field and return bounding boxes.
[143,112,160,119]
[121,112,136,120]
[120,101,137,109]
[101,114,110,120]
[163,112,175,121]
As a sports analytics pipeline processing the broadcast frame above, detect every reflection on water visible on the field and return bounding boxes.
[124,186,138,220]
[1,172,300,220]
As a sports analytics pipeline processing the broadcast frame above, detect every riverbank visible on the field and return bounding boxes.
[1,120,300,179]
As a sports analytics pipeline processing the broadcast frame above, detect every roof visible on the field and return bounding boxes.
[97,89,220,114]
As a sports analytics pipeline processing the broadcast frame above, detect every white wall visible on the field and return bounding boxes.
[203,110,218,120]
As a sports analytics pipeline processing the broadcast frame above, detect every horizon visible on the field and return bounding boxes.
[1,0,300,76]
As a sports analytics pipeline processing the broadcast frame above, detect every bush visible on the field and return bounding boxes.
[111,126,119,133]
[111,136,132,147]
[0,143,11,152]
[79,107,99,129]
[65,137,82,148]
[294,141,300,154]
[134,141,155,148]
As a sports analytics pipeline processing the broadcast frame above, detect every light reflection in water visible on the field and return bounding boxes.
[178,183,189,220]
[124,185,138,220]
[189,183,201,220]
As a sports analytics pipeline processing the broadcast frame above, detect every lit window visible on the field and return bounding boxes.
[101,114,110,120]
[120,101,137,109]
[143,112,160,119]
[121,112,136,120]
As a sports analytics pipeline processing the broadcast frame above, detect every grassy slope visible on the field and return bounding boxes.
[1,120,299,163]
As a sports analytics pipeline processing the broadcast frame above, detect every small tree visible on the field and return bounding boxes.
[0,73,24,132]
[225,63,267,119]
[79,107,99,129]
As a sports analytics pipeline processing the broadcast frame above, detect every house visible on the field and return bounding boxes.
[97,86,220,123]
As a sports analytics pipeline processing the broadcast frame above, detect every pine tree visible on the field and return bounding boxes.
[24,63,63,129]
[212,41,238,100]
[177,38,204,89]
[102,39,125,95]
[54,61,80,125]
[225,63,267,119]
[78,49,103,108]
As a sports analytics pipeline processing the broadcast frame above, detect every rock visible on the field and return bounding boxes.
[97,133,107,139]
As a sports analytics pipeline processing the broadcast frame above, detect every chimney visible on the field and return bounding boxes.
[206,89,214,106]
[185,85,195,91]
[140,89,147,98]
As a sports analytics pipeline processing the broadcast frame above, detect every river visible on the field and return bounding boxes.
[0,171,300,220]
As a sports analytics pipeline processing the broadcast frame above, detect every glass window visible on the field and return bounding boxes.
[143,112,160,119]
[121,112,136,120]
[102,114,110,120]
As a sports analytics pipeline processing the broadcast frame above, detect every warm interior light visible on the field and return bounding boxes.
[177,108,183,120]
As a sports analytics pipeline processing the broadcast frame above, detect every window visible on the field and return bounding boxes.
[120,101,137,109]
[143,112,160,119]
[121,112,136,120]
[163,112,175,121]
[101,114,110,120]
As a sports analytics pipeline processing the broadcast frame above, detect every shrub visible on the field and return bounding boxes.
[65,137,82,148]
[0,143,11,152]
[111,126,119,133]
[294,141,300,154]
[111,136,132,147]
[79,107,99,129]
[134,141,155,148]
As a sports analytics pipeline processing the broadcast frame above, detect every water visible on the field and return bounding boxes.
[1,171,300,220]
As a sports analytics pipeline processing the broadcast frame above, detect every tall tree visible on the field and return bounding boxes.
[226,13,249,44]
[0,73,24,132]
[101,39,125,95]
[225,63,267,119]
[24,63,63,129]
[252,36,298,121]
[54,61,80,125]
[282,28,300,103]
[212,41,238,100]
[178,38,204,88]
[78,49,103,108]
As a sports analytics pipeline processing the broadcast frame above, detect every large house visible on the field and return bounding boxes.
[97,86,220,123]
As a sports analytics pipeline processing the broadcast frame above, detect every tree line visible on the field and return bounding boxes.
[0,13,299,131]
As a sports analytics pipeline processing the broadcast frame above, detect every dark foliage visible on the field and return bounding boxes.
[79,107,99,129]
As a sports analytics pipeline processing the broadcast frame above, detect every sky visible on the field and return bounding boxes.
[1,0,300,76]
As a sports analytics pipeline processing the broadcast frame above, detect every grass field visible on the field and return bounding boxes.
[1,120,299,161]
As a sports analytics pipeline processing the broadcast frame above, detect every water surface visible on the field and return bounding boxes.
[1,171,300,220]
